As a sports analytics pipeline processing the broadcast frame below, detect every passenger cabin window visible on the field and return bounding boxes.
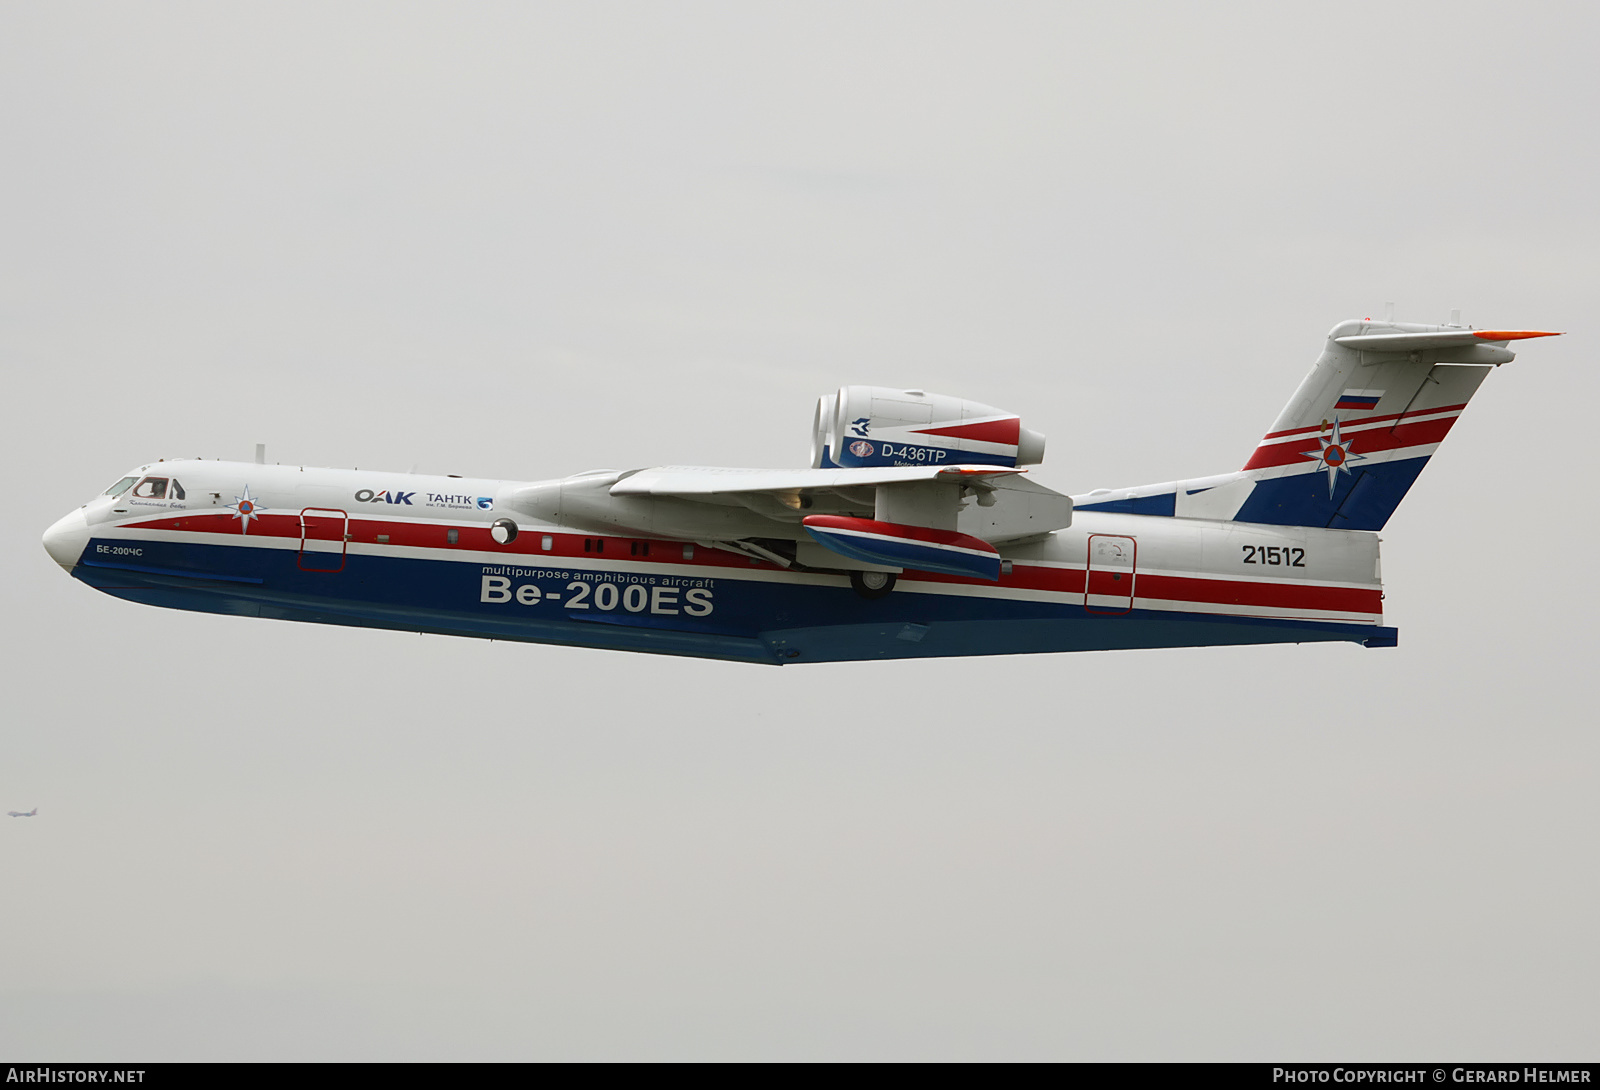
[132,477,169,500]
[103,477,137,498]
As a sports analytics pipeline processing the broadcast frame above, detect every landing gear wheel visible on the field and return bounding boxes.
[850,570,897,600]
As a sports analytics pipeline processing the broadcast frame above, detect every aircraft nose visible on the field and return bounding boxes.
[43,509,90,572]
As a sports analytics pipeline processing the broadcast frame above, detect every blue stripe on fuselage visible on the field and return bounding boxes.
[71,537,1394,663]
[1076,456,1433,530]
[1074,492,1178,517]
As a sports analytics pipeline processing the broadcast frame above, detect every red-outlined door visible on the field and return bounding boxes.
[1084,534,1136,614]
[299,508,348,573]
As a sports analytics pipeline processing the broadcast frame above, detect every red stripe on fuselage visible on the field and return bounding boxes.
[116,514,1380,617]
[1134,573,1381,614]
[118,513,768,570]
[909,564,1379,615]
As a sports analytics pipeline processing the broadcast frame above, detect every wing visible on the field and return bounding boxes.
[507,463,1072,552]
[608,463,1025,497]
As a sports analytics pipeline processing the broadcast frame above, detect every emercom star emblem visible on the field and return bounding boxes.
[1302,417,1365,497]
[226,485,264,534]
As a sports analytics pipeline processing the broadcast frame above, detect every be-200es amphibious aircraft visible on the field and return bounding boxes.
[44,317,1558,665]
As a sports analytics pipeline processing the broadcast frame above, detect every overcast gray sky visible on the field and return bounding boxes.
[3,1,1596,1060]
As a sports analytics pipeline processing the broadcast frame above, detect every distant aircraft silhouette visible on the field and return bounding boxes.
[7,808,37,817]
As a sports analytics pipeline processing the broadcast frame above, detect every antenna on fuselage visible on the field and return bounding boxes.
[254,444,266,465]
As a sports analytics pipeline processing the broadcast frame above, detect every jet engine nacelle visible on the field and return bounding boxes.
[811,386,1046,470]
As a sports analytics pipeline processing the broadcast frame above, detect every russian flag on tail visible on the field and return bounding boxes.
[1335,388,1385,411]
[801,515,1002,581]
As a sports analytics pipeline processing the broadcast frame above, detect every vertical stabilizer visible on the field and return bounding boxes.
[1229,320,1557,529]
[1072,317,1560,529]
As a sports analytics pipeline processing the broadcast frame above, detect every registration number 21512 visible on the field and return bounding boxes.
[1241,545,1305,567]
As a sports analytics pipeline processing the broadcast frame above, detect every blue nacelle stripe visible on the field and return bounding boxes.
[835,440,1016,469]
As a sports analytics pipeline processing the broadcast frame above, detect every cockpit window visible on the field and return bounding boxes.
[104,477,137,498]
[169,479,186,500]
[132,477,168,500]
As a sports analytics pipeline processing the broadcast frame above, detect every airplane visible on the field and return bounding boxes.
[41,315,1559,666]
[7,809,37,818]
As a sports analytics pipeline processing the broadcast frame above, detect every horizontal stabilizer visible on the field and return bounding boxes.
[1334,329,1561,352]
[802,515,1001,580]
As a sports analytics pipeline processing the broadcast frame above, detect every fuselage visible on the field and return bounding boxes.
[43,459,1393,664]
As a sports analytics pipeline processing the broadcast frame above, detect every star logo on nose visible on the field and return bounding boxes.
[1302,417,1365,497]
[226,486,263,534]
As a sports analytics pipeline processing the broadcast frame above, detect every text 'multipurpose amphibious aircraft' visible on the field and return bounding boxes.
[44,316,1558,665]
